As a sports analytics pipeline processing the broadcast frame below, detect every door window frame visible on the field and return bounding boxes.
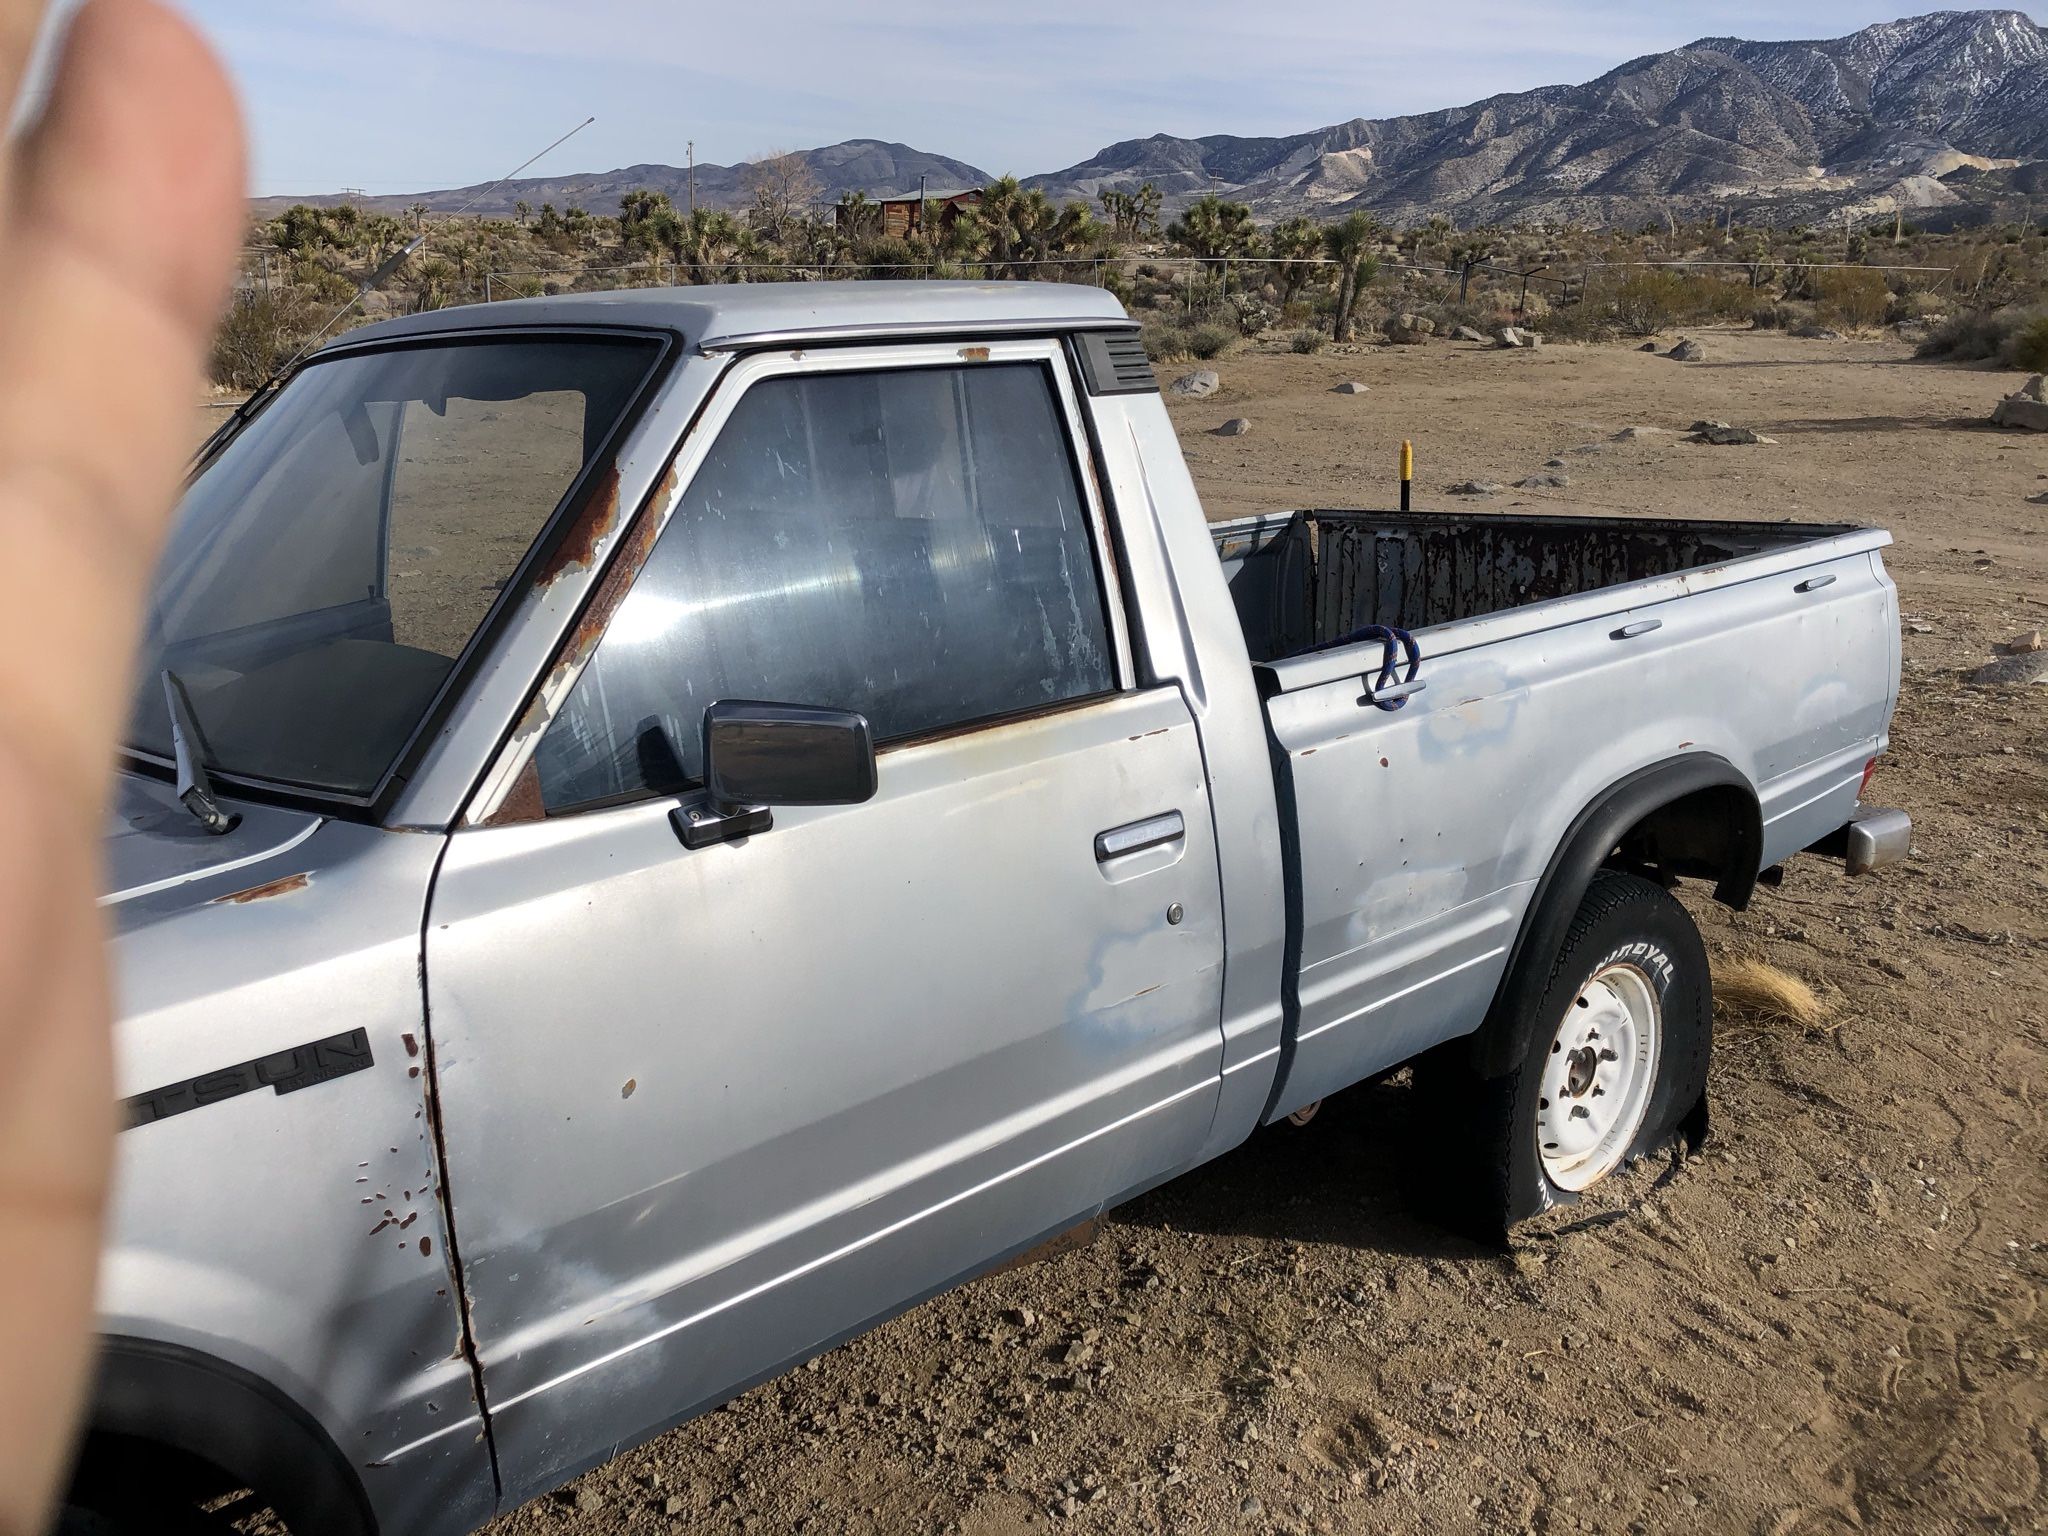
[466,337,1137,824]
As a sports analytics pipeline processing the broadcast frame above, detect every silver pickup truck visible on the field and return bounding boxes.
[74,282,1908,1536]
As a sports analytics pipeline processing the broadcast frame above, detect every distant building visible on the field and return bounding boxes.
[848,187,983,240]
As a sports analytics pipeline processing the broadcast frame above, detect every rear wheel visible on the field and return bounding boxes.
[1419,871,1712,1235]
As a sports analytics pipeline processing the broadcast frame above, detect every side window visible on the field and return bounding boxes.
[535,360,1117,811]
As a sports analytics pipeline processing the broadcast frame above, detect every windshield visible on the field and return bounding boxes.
[129,335,661,798]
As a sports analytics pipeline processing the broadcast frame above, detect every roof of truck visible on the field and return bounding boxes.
[334,280,1135,353]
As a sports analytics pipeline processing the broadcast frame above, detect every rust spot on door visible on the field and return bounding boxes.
[211,872,309,905]
[621,1078,637,1100]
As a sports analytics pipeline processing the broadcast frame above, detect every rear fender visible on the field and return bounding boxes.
[1468,753,1760,1078]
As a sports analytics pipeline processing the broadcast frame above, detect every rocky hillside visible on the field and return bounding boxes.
[257,11,2048,230]
[1025,9,2048,227]
[251,139,990,219]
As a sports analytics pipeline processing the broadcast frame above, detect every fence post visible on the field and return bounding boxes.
[484,271,492,303]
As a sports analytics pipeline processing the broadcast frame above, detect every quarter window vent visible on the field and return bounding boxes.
[1074,330,1158,396]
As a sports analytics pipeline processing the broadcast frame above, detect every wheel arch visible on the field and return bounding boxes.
[72,1334,378,1536]
[1467,752,1759,1078]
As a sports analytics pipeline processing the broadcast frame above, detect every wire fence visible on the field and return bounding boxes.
[461,251,1959,320]
[236,244,1964,327]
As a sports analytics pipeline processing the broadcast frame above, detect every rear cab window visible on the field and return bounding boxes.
[536,350,1121,811]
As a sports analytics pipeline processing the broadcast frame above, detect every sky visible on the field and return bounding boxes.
[177,1,2048,197]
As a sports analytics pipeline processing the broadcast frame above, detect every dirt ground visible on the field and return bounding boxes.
[426,327,2046,1535]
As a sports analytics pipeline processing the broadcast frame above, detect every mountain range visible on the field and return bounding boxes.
[254,10,2048,230]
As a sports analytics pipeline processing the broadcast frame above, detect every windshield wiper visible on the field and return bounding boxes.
[160,670,240,835]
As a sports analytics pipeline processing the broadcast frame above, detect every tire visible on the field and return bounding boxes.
[56,1436,243,1536]
[1418,871,1712,1237]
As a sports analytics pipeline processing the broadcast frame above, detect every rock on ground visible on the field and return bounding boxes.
[1638,340,1660,351]
[1967,651,2048,686]
[1991,394,2048,431]
[1496,327,1526,348]
[2017,374,2045,402]
[2029,491,2048,505]
[1612,426,1668,440]
[1447,480,1504,495]
[1330,381,1369,395]
[1668,339,1706,361]
[1211,417,1252,437]
[1544,457,1568,468]
[2002,629,2043,655]
[1387,314,1436,344]
[1691,424,1776,445]
[1516,474,1570,489]
[1451,326,1487,342]
[1168,370,1220,398]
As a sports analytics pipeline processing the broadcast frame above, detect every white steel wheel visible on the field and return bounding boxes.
[1535,962,1661,1191]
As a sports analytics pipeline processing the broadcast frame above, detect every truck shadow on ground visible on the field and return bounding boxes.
[1112,1073,1501,1264]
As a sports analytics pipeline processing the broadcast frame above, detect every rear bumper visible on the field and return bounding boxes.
[1805,805,1912,875]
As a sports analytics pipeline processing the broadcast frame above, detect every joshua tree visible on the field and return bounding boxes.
[1099,182,1163,241]
[406,201,428,230]
[513,199,531,225]
[1323,212,1382,340]
[1166,194,1258,270]
[1266,216,1322,308]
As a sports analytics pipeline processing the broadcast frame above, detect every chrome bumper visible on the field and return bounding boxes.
[1843,806,1912,875]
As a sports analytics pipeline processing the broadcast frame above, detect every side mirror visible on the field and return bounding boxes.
[702,700,878,811]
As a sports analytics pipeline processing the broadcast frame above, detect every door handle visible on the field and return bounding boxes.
[1365,677,1427,705]
[1095,811,1184,861]
[1795,573,1837,593]
[1611,619,1662,639]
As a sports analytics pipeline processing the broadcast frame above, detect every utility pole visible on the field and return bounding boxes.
[919,173,928,239]
[687,141,696,215]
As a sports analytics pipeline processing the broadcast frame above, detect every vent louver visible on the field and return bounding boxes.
[1073,330,1158,396]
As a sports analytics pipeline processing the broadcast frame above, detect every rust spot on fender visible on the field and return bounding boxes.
[402,1032,419,1059]
[621,1078,637,1099]
[535,462,624,586]
[211,871,309,905]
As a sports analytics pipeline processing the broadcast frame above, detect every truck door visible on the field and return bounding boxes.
[422,339,1226,1499]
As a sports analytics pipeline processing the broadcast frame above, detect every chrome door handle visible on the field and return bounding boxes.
[1095,811,1184,861]
[1795,573,1837,593]
[1365,677,1427,705]
[1611,619,1662,639]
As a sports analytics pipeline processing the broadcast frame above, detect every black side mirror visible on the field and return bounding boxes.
[703,700,878,811]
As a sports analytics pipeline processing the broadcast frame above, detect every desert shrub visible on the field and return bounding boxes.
[1186,323,1234,360]
[1538,303,1618,343]
[1812,268,1889,331]
[1229,294,1277,336]
[2012,313,2048,371]
[1612,269,1686,333]
[1140,321,1193,362]
[1750,303,1791,329]
[1887,288,1946,324]
[1914,306,2045,363]
[210,288,323,388]
[1289,328,1325,354]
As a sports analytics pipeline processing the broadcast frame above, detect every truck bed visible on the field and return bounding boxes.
[1204,504,1897,1123]
[1213,509,1865,664]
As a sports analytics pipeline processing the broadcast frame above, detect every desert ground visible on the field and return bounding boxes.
[417,326,2048,1536]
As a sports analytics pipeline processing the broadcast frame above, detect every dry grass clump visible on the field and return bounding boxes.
[1712,955,1832,1029]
